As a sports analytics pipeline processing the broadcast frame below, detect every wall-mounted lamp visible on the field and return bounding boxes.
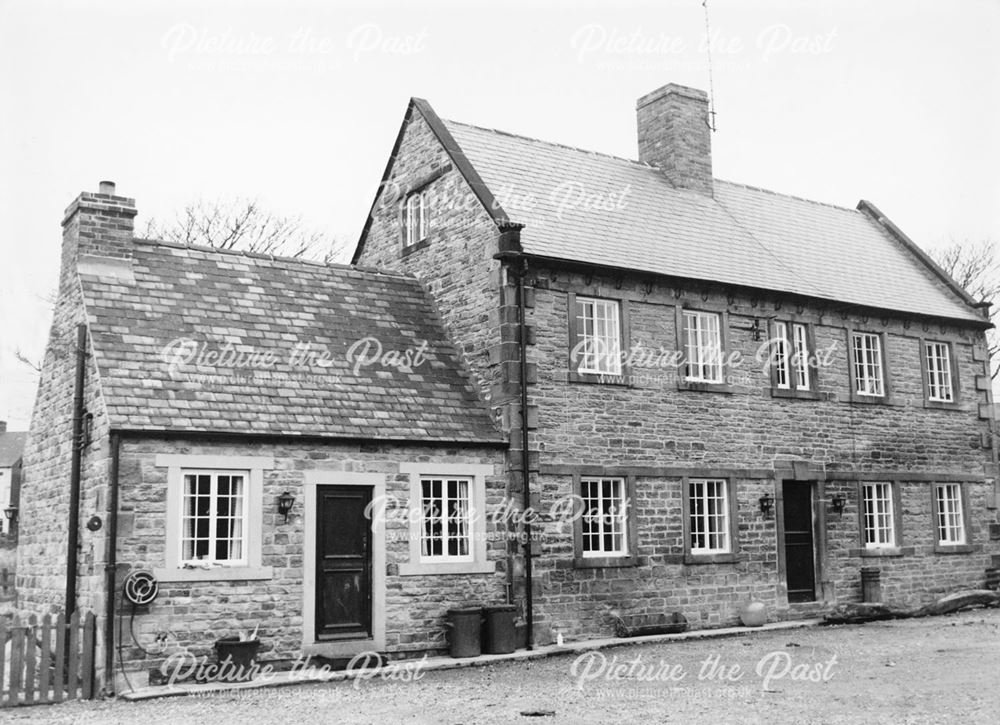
[758,493,774,515]
[830,493,846,514]
[277,492,296,523]
[4,505,18,528]
[736,318,764,342]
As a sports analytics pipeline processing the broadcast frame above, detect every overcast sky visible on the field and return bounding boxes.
[1,0,998,429]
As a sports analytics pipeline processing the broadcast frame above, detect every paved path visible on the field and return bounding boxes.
[6,608,1000,724]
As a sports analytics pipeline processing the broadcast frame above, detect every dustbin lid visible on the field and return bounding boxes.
[484,605,517,613]
[447,607,484,615]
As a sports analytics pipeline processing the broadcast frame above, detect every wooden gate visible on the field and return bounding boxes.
[0,611,97,706]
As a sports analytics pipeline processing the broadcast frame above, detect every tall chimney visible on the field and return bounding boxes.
[60,181,137,290]
[636,83,713,196]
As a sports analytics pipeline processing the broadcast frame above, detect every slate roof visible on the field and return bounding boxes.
[0,432,27,467]
[79,241,502,443]
[440,118,981,324]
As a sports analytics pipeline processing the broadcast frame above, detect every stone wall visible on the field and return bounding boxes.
[113,437,507,686]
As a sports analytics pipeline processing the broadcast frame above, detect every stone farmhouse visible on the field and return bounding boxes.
[16,83,1000,691]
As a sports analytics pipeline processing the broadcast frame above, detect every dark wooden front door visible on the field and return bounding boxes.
[782,482,816,603]
[316,485,373,640]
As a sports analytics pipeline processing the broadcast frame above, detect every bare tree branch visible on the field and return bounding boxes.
[932,239,1000,378]
[144,198,341,262]
[13,348,42,374]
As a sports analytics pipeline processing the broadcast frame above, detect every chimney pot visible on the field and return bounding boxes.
[98,180,116,195]
[636,83,714,196]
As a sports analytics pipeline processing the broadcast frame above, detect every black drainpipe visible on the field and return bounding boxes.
[104,432,121,691]
[493,225,533,650]
[66,323,87,621]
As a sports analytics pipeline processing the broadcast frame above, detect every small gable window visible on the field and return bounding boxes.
[404,189,429,247]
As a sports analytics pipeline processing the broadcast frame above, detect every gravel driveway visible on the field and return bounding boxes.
[6,608,1000,725]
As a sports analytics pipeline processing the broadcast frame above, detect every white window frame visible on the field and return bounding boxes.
[773,321,791,389]
[852,332,885,397]
[398,463,495,576]
[792,323,811,390]
[155,454,273,582]
[580,477,628,558]
[575,296,622,375]
[934,483,965,546]
[688,478,731,554]
[418,476,474,563]
[179,470,249,567]
[404,189,428,247]
[861,482,895,549]
[683,310,724,383]
[925,341,954,402]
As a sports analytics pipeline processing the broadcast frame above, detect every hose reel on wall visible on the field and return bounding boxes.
[122,569,159,606]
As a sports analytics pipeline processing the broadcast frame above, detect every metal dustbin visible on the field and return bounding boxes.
[482,605,517,654]
[861,567,881,603]
[447,607,483,658]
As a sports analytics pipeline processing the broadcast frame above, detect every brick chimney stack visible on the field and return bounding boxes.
[636,84,714,196]
[60,181,137,290]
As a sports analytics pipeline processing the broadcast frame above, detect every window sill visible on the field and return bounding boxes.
[683,552,741,565]
[573,555,639,569]
[568,371,630,386]
[853,546,911,558]
[934,543,975,554]
[924,399,962,411]
[401,237,430,257]
[153,566,273,582]
[771,388,822,401]
[847,393,895,406]
[678,380,733,394]
[397,560,497,576]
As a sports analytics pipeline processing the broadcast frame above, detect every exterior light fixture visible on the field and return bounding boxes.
[830,493,846,514]
[277,492,296,523]
[758,493,774,515]
[4,505,18,527]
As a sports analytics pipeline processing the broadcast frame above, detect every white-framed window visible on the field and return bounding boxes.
[792,323,810,389]
[580,477,628,557]
[925,341,954,402]
[861,482,895,548]
[575,296,622,375]
[774,321,791,389]
[419,476,472,562]
[852,332,884,397]
[683,310,723,383]
[404,189,428,246]
[934,483,965,545]
[689,478,730,554]
[155,454,272,582]
[180,470,248,566]
[398,463,495,576]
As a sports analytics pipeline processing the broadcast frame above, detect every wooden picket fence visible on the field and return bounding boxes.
[0,611,97,707]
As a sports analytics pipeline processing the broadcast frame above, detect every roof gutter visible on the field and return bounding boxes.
[107,428,506,448]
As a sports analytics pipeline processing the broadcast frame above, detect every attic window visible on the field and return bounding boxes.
[404,189,429,247]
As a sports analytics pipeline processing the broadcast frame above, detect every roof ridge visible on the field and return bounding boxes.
[132,237,415,279]
[444,119,650,168]
[714,178,858,213]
